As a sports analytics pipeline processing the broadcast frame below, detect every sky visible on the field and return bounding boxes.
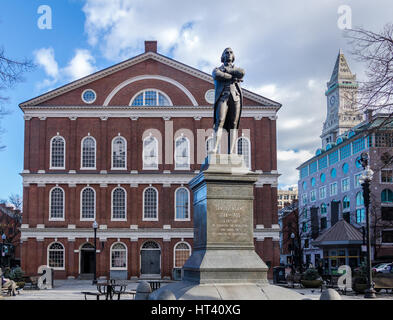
[0,0,392,203]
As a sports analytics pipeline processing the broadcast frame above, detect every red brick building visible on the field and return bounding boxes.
[19,41,281,280]
[0,203,22,266]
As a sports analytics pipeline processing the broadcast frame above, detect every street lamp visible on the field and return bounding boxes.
[358,152,376,299]
[291,232,295,274]
[1,234,6,268]
[92,221,98,285]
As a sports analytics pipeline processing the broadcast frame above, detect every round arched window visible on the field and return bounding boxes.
[311,177,316,187]
[130,89,171,106]
[342,163,349,174]
[320,173,326,183]
[302,181,307,190]
[331,168,337,178]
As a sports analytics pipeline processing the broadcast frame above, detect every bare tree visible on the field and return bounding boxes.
[8,194,22,212]
[345,23,393,115]
[0,46,35,150]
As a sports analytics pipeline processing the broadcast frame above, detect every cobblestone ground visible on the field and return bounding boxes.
[1,280,393,300]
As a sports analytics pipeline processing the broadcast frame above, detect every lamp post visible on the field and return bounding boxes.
[1,234,6,268]
[92,221,98,285]
[291,232,295,274]
[358,152,376,299]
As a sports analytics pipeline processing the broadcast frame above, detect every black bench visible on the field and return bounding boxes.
[81,291,107,300]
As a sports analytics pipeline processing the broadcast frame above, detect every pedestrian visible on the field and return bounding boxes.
[0,268,17,296]
[317,261,324,276]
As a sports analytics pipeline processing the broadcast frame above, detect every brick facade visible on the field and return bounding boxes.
[20,41,281,279]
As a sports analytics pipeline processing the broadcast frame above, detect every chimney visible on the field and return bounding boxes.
[144,40,157,53]
[365,109,373,123]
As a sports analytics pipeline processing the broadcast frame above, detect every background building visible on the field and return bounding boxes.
[19,41,281,280]
[278,187,298,210]
[297,51,393,273]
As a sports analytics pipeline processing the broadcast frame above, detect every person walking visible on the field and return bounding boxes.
[0,268,17,296]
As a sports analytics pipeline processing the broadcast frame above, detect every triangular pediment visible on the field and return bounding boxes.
[20,51,280,108]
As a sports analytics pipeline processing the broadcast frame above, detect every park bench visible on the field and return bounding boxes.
[81,291,107,300]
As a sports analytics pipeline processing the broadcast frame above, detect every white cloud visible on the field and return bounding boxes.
[64,49,96,80]
[34,47,59,78]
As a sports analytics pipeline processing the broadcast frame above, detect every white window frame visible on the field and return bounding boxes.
[354,173,362,188]
[111,186,127,221]
[174,136,190,170]
[302,193,308,205]
[236,136,251,169]
[342,195,350,212]
[110,242,128,270]
[319,186,326,200]
[341,177,350,192]
[129,88,173,106]
[380,169,393,184]
[49,135,66,170]
[143,136,159,170]
[111,136,127,170]
[142,186,159,221]
[49,186,65,221]
[80,186,96,221]
[310,190,316,202]
[174,187,190,221]
[81,89,97,104]
[330,182,338,196]
[173,241,192,268]
[47,242,65,270]
[80,136,97,170]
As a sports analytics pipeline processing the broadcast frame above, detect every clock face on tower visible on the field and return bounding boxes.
[329,95,336,107]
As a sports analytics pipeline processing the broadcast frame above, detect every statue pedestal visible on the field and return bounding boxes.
[182,153,268,284]
[149,154,303,300]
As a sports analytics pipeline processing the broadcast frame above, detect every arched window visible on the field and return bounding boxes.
[175,187,189,220]
[112,187,126,220]
[356,192,364,206]
[175,136,190,169]
[342,163,349,174]
[143,136,158,169]
[381,189,393,203]
[343,196,350,211]
[237,137,251,169]
[112,136,126,169]
[320,203,327,215]
[81,136,96,169]
[50,187,64,220]
[47,242,65,269]
[174,242,191,268]
[143,187,158,220]
[50,136,65,169]
[111,243,127,269]
[206,136,220,154]
[311,177,316,187]
[130,89,172,106]
[81,187,95,220]
[331,168,337,178]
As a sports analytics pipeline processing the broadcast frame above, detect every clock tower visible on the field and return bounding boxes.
[321,50,363,148]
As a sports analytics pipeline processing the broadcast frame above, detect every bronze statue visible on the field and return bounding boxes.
[212,48,245,154]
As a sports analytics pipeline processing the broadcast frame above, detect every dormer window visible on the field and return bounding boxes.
[130,89,172,106]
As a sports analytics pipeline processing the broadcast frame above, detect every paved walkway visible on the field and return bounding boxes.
[2,280,393,300]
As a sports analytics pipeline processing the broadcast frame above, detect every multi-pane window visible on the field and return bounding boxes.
[174,242,191,268]
[343,196,350,211]
[130,90,171,106]
[319,186,326,199]
[50,187,64,219]
[111,243,127,269]
[206,137,220,154]
[143,187,158,220]
[112,137,126,169]
[356,192,364,206]
[237,137,251,169]
[318,156,327,170]
[341,177,350,192]
[381,189,393,203]
[381,170,393,183]
[48,243,64,269]
[302,193,308,205]
[143,136,158,169]
[328,150,339,165]
[330,182,338,196]
[352,137,365,154]
[112,187,126,220]
[320,203,327,215]
[81,187,95,220]
[175,187,189,220]
[300,166,309,179]
[81,136,96,168]
[310,190,316,202]
[50,136,65,168]
[175,137,190,169]
[309,161,317,174]
[382,230,393,243]
[375,132,393,147]
[302,222,308,233]
[355,173,362,187]
[356,208,365,223]
[340,144,351,160]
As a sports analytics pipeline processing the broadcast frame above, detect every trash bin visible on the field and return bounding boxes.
[273,266,286,284]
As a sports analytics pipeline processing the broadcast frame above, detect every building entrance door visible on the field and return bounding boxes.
[80,243,95,275]
[140,241,161,276]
